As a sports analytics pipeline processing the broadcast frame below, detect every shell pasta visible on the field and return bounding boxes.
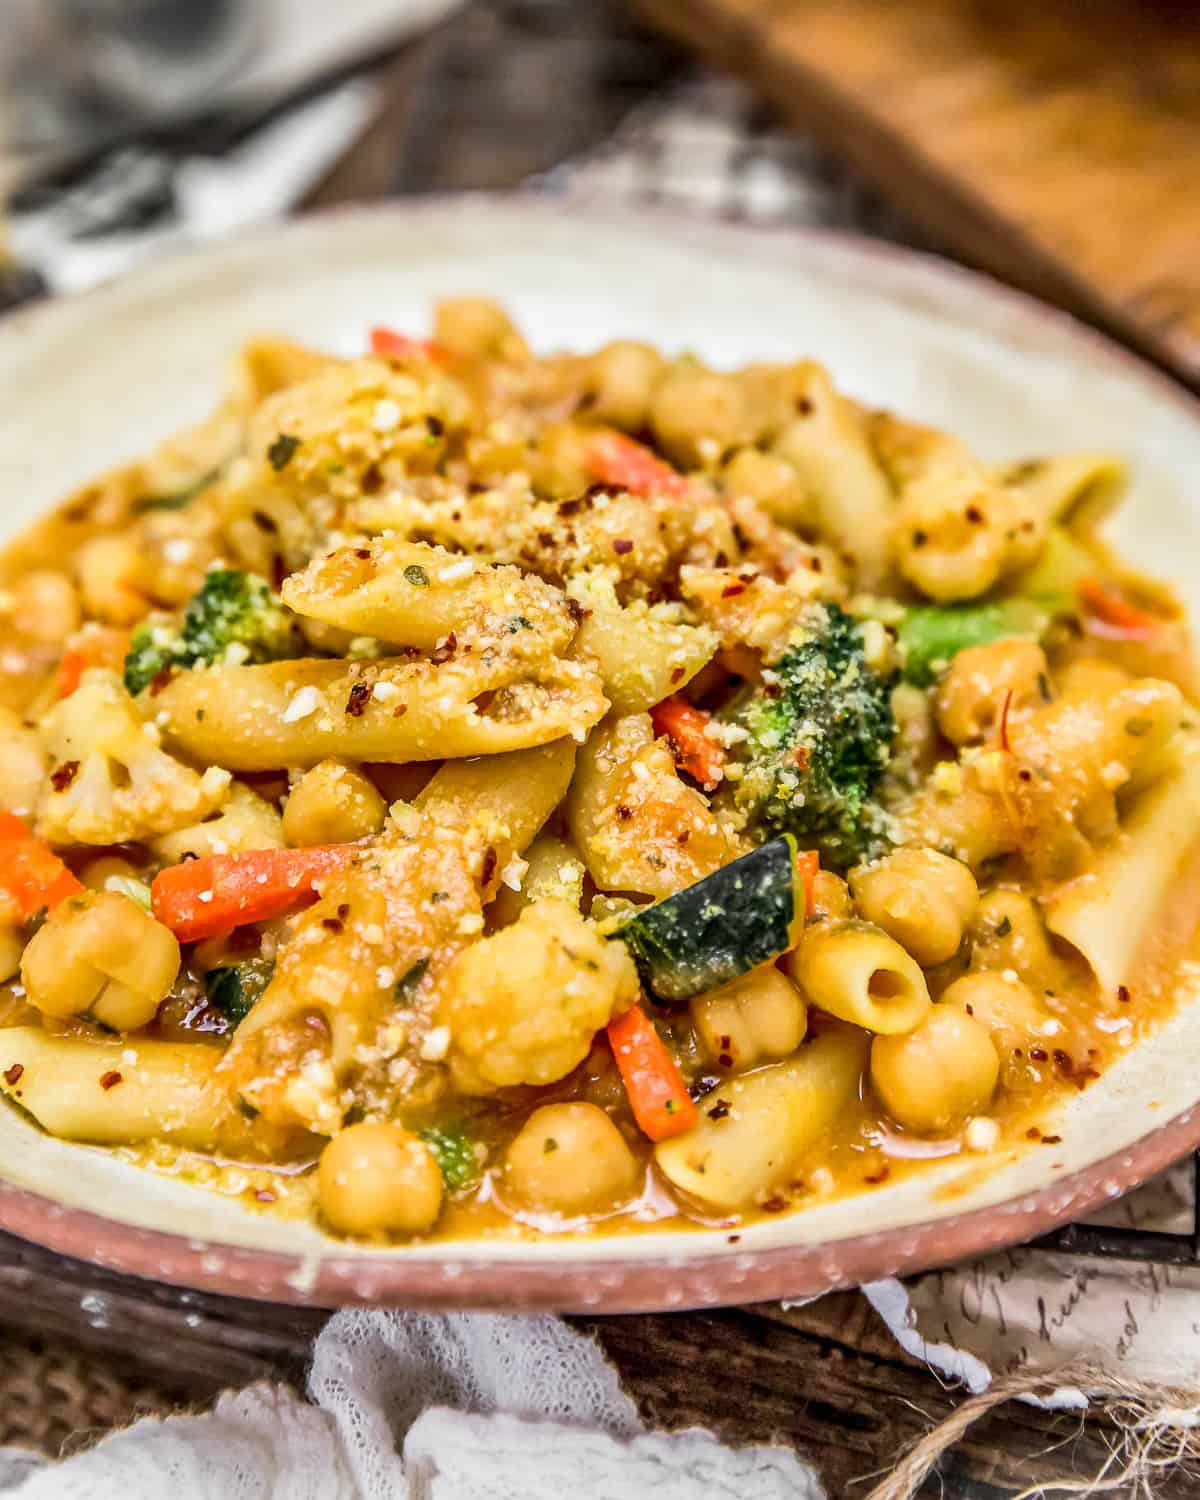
[0,301,1195,1245]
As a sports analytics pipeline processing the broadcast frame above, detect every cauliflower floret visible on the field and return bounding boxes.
[149,781,284,864]
[439,899,639,1094]
[248,357,473,503]
[36,670,230,846]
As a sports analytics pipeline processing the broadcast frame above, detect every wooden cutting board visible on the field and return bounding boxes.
[631,0,1200,391]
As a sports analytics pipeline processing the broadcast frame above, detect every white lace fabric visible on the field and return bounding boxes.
[0,1311,823,1499]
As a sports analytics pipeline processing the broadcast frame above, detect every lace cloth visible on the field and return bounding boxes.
[0,1311,821,1498]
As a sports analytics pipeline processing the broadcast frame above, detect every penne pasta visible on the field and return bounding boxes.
[0,1028,265,1155]
[789,921,931,1035]
[655,1027,868,1210]
[1045,737,1200,996]
[566,572,717,714]
[771,364,893,587]
[282,537,576,653]
[154,652,608,771]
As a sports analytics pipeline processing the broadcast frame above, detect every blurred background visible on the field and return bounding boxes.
[1,0,1199,383]
[0,0,909,304]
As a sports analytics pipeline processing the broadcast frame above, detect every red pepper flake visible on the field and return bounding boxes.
[255,1189,277,1204]
[392,704,408,719]
[863,1166,891,1185]
[1041,1134,1063,1145]
[792,746,809,770]
[430,632,458,665]
[721,582,747,598]
[3,1064,23,1086]
[354,547,372,560]
[1026,1126,1042,1140]
[99,1070,123,1090]
[149,665,176,696]
[346,680,373,717]
[480,846,498,887]
[761,1195,788,1213]
[612,539,634,556]
[49,760,80,792]
[707,1099,731,1121]
[322,917,344,934]
[998,688,1014,753]
[1117,985,1131,1003]
[1029,1046,1048,1062]
[537,530,555,548]
[615,805,633,822]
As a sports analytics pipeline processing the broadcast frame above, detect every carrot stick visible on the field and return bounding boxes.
[607,1003,697,1142]
[583,430,689,499]
[369,327,454,365]
[650,696,726,791]
[151,845,360,943]
[795,849,819,917]
[0,813,84,920]
[55,626,130,699]
[1077,578,1159,641]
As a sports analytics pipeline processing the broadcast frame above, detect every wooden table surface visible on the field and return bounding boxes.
[1,4,1194,1494]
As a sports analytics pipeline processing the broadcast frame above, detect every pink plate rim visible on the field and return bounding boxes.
[3,195,1200,1310]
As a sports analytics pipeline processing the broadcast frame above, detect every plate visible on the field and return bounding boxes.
[1,196,1198,1310]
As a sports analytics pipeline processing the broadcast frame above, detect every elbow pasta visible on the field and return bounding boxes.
[0,300,1195,1245]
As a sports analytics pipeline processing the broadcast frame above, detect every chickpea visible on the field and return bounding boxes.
[940,970,1053,1087]
[11,571,80,645]
[283,759,386,846]
[651,366,755,469]
[433,297,527,361]
[1055,658,1131,702]
[21,890,179,1031]
[505,1103,639,1217]
[318,1121,443,1237]
[74,535,149,625]
[691,966,806,1070]
[0,927,23,985]
[871,1006,999,1132]
[893,487,1008,604]
[969,889,1056,978]
[721,448,813,530]
[934,639,1049,745]
[0,708,46,818]
[80,855,142,892]
[530,422,592,499]
[579,341,665,430]
[850,848,978,967]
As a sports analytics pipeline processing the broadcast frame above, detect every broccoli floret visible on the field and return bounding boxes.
[419,1122,480,1191]
[124,569,302,696]
[730,602,896,869]
[897,598,1049,688]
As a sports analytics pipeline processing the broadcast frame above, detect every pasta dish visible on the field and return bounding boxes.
[0,300,1195,1244]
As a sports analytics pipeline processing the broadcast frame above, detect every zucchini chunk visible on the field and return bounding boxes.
[204,959,273,1024]
[613,835,805,1003]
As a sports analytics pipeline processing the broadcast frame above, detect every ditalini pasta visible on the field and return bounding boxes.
[0,300,1195,1243]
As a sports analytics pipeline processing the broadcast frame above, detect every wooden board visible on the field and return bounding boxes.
[631,0,1200,391]
[0,1228,1190,1499]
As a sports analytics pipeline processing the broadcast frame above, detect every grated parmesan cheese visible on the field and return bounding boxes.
[283,686,323,723]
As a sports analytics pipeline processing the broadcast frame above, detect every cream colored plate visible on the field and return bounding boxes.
[0,198,1197,1308]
